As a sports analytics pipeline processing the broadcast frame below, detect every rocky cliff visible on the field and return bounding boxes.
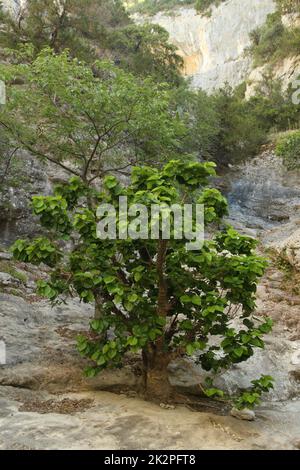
[135,0,276,92]
[1,0,24,16]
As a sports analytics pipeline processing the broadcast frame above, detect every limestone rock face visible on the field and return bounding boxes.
[246,55,300,98]
[225,149,300,272]
[226,151,300,233]
[1,0,25,16]
[137,0,275,92]
[0,151,50,247]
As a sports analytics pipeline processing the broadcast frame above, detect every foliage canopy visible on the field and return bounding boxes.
[0,49,186,182]
[12,160,273,402]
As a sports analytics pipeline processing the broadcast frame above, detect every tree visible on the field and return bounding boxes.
[0,0,183,83]
[172,85,220,160]
[0,49,186,184]
[248,76,300,133]
[213,85,265,165]
[0,0,129,60]
[11,160,273,403]
[110,23,184,86]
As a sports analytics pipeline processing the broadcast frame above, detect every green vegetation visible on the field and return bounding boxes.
[0,0,298,171]
[195,0,225,15]
[109,23,183,85]
[234,375,274,410]
[249,6,300,66]
[126,0,225,15]
[11,162,273,403]
[0,0,128,61]
[246,76,300,136]
[127,1,195,15]
[276,130,300,169]
[179,78,300,165]
[276,0,300,15]
[212,85,266,164]
[0,50,185,181]
[3,0,300,406]
[0,0,183,84]
[172,87,220,160]
[0,260,28,283]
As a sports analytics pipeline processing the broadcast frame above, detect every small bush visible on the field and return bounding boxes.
[276,131,300,169]
[195,0,225,15]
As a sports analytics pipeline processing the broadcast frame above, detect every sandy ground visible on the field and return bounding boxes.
[0,387,299,450]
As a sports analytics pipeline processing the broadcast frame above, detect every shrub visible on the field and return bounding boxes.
[276,0,300,14]
[195,0,225,15]
[249,9,300,67]
[127,1,195,16]
[276,131,300,169]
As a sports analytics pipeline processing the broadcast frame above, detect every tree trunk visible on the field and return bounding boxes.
[143,347,173,402]
[94,292,103,319]
[142,239,174,402]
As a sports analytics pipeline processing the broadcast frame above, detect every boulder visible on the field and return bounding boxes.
[169,336,300,402]
[0,293,142,394]
[0,272,20,288]
[230,407,255,421]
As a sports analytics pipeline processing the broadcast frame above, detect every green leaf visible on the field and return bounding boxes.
[134,272,142,282]
[85,367,97,378]
[78,342,87,353]
[91,319,101,331]
[180,295,191,304]
[104,176,118,189]
[124,301,134,312]
[186,344,195,356]
[128,293,139,303]
[204,388,224,398]
[192,295,201,306]
[148,329,158,341]
[241,334,251,344]
[233,347,244,358]
[97,356,106,366]
[91,351,100,361]
[108,349,117,359]
[128,337,138,346]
